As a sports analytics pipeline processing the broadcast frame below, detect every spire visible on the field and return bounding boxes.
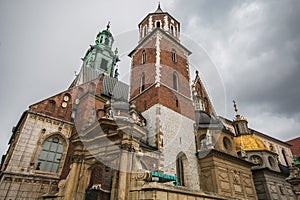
[233,100,239,118]
[106,21,110,30]
[155,2,163,13]
[233,100,247,121]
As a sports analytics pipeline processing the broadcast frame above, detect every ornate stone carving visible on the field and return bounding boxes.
[232,170,240,185]
[120,143,136,152]
[135,171,151,181]
[56,179,66,197]
[104,100,113,118]
[73,155,84,163]
[286,163,300,180]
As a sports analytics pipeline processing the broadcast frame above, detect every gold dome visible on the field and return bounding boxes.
[234,135,270,152]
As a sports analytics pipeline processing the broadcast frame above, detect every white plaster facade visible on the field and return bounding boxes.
[142,104,200,190]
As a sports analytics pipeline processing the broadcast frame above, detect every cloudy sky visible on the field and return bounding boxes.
[0,0,299,156]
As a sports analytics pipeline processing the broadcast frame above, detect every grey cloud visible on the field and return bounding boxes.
[172,0,300,140]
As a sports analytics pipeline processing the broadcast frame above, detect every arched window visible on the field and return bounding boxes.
[36,137,64,173]
[235,124,240,135]
[142,50,146,64]
[89,82,96,93]
[105,38,109,46]
[47,100,56,112]
[173,72,178,91]
[176,153,188,186]
[172,49,177,63]
[175,97,179,107]
[143,26,147,37]
[140,73,145,93]
[223,137,232,151]
[170,25,175,36]
[156,21,161,28]
[268,156,275,168]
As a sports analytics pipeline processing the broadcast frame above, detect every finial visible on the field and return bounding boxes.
[196,70,199,76]
[155,2,163,13]
[106,21,110,30]
[233,100,239,116]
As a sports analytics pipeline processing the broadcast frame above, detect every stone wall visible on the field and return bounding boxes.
[129,181,232,200]
[198,150,257,200]
[253,169,296,200]
[0,112,72,199]
[0,173,58,199]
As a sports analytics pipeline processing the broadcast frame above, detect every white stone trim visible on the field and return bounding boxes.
[164,15,169,31]
[155,33,162,87]
[148,16,153,32]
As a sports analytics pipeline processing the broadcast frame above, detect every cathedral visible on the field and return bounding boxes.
[0,4,299,200]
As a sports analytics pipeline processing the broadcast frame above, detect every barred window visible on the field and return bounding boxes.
[36,137,63,173]
[142,50,146,64]
[172,49,177,63]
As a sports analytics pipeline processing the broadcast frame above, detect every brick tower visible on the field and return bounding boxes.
[128,4,199,189]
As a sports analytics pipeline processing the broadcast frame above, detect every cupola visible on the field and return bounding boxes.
[95,22,114,49]
[232,100,249,135]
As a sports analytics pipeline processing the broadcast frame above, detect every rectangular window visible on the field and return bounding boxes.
[100,59,108,71]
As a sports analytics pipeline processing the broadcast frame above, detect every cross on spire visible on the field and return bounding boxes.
[233,100,239,117]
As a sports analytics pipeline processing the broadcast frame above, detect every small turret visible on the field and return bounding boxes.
[232,100,249,135]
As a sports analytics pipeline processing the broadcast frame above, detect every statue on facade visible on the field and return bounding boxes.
[205,131,213,149]
[287,163,300,180]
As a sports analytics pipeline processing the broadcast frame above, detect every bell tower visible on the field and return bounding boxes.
[129,3,193,119]
[128,4,199,189]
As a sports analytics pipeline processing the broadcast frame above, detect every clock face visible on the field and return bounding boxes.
[63,95,69,101]
[62,102,67,108]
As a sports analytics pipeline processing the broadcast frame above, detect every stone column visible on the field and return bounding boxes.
[117,146,129,200]
[76,158,96,199]
[63,145,84,200]
[117,142,136,200]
